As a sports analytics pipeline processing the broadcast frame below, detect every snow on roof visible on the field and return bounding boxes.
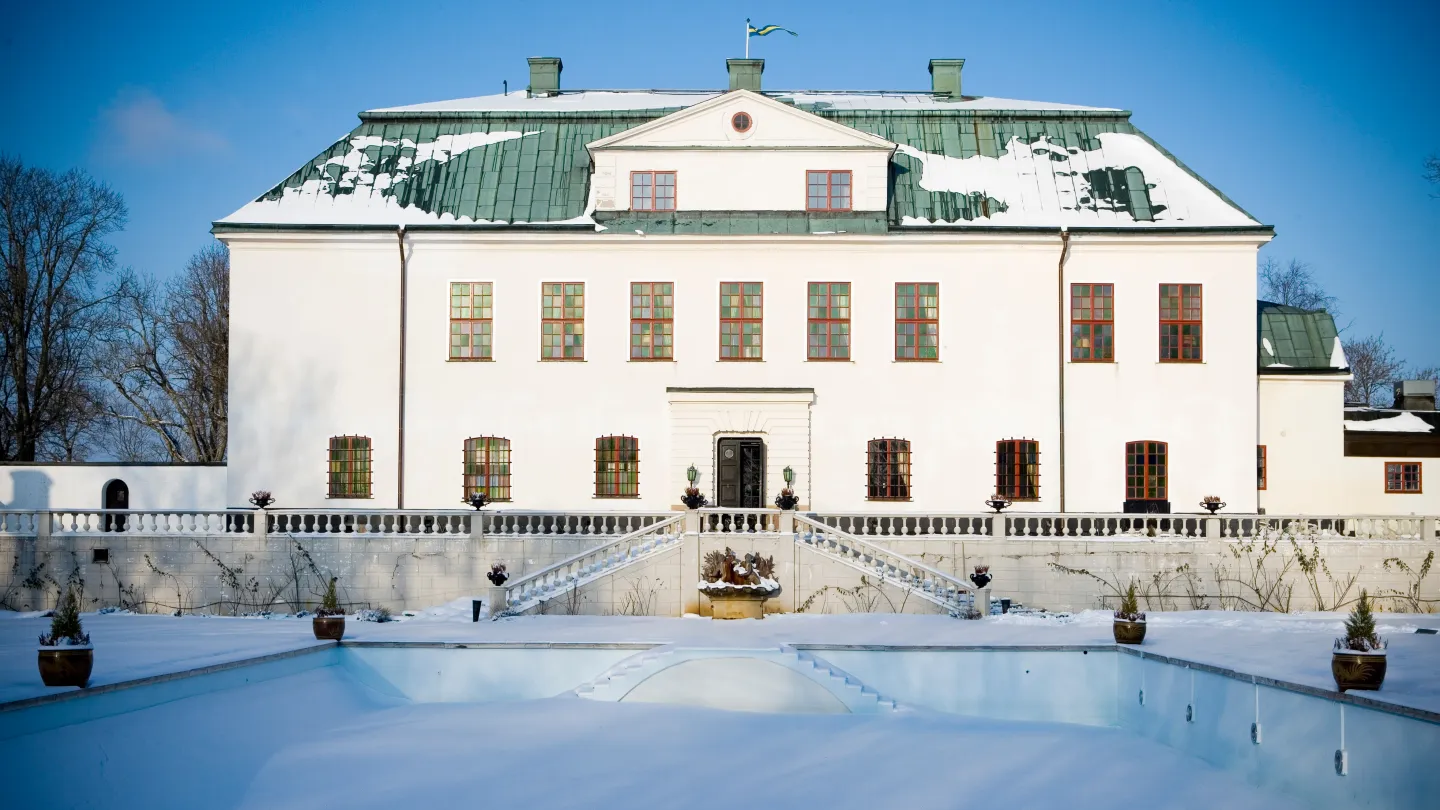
[897,133,1258,228]
[1343,412,1436,434]
[368,89,1120,115]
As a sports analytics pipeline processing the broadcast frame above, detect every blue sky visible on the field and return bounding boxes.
[2,0,1435,368]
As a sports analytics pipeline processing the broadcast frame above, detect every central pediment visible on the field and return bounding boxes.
[588,90,896,151]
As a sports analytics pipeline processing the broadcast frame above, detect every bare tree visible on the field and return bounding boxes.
[102,243,228,462]
[1344,334,1405,407]
[0,155,127,461]
[1258,257,1337,312]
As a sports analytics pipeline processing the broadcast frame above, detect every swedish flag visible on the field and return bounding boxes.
[747,20,798,37]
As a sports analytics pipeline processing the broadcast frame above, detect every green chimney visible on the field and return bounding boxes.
[727,59,764,92]
[528,57,562,97]
[929,59,965,99]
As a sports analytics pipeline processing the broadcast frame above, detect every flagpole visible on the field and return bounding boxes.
[744,19,749,58]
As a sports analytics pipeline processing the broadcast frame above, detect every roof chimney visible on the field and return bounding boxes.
[527,57,562,97]
[1394,379,1437,411]
[726,58,764,92]
[929,58,965,99]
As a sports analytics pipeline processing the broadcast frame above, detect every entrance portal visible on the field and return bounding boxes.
[102,479,129,532]
[716,438,765,508]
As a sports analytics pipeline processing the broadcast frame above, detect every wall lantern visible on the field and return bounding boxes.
[783,465,795,486]
[687,464,699,484]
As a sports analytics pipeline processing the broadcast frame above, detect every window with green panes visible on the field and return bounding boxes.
[1159,284,1202,362]
[630,282,674,360]
[1071,283,1114,361]
[895,283,939,360]
[807,282,850,360]
[595,435,640,498]
[463,437,511,502]
[719,282,763,360]
[541,282,584,360]
[327,436,372,499]
[449,282,492,360]
[1125,440,1167,500]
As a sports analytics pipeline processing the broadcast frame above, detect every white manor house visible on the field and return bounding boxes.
[2,56,1437,521]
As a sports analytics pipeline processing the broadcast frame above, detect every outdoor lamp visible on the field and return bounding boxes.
[783,466,795,486]
[687,464,699,484]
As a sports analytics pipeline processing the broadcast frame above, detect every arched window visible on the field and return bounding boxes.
[996,439,1040,501]
[328,436,372,499]
[866,439,911,501]
[464,437,512,502]
[1125,441,1167,501]
[595,436,640,498]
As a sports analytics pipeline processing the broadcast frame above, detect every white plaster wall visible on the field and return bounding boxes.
[1339,456,1440,515]
[1258,376,1348,514]
[0,465,227,510]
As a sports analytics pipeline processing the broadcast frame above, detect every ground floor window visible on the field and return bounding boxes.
[595,436,640,498]
[464,437,512,502]
[328,436,372,499]
[1385,462,1422,493]
[1125,440,1167,501]
[1258,445,1267,490]
[995,439,1040,501]
[866,438,911,500]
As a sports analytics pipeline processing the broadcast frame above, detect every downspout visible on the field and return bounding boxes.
[1057,227,1071,513]
[396,226,408,509]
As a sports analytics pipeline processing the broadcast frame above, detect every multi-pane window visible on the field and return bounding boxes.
[996,440,1040,501]
[631,171,676,211]
[595,436,640,498]
[463,437,512,502]
[1258,445,1267,491]
[1125,441,1168,501]
[895,283,939,360]
[806,170,852,211]
[541,282,584,360]
[449,282,493,360]
[630,282,674,360]
[807,282,851,360]
[866,439,911,500]
[327,436,372,499]
[1071,283,1114,361]
[1385,462,1422,494]
[1159,284,1203,362]
[719,282,763,360]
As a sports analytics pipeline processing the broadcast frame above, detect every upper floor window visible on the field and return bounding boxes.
[464,437,512,502]
[541,282,584,360]
[807,282,851,360]
[1258,445,1267,491]
[1385,462,1422,494]
[595,435,640,498]
[1071,283,1114,362]
[1159,284,1202,362]
[807,170,852,211]
[630,282,674,360]
[895,283,939,361]
[996,439,1040,501]
[328,436,372,499]
[449,282,493,360]
[719,282,763,360]
[1125,440,1167,501]
[632,171,676,211]
[866,438,911,501]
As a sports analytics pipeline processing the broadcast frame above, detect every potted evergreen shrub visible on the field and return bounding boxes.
[1112,581,1146,644]
[38,585,93,687]
[312,577,345,640]
[1332,589,1386,691]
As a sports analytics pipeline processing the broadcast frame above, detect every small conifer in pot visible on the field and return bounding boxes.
[312,577,346,641]
[37,584,94,687]
[1332,589,1386,691]
[1112,581,1146,645]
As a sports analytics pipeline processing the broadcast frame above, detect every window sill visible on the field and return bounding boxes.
[806,358,854,363]
[1384,491,1423,495]
[448,358,494,363]
[629,358,675,362]
[1157,360,1206,365]
[593,495,642,500]
[326,496,374,500]
[717,358,764,363]
[539,358,586,362]
[1069,359,1116,364]
[893,359,940,363]
[866,497,913,502]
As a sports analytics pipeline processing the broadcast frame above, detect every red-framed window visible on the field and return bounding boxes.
[996,439,1040,501]
[1159,284,1202,362]
[631,171,676,211]
[807,282,851,360]
[866,438,911,501]
[327,436,372,499]
[1258,445,1267,491]
[1071,283,1114,362]
[806,170,852,211]
[719,282,763,360]
[449,282,492,360]
[595,436,640,498]
[541,282,584,360]
[1125,441,1168,500]
[1385,462,1422,494]
[463,437,511,502]
[630,282,674,360]
[895,283,939,360]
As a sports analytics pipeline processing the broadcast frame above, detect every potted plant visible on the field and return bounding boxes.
[773,488,799,510]
[312,577,345,640]
[248,490,275,509]
[487,563,508,586]
[969,565,992,589]
[984,494,1012,513]
[1200,496,1226,515]
[38,584,92,688]
[681,486,708,509]
[699,547,779,619]
[1113,581,1146,644]
[465,491,489,511]
[1332,589,1386,691]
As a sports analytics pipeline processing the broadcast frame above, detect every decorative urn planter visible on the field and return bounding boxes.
[969,565,992,590]
[700,547,779,619]
[701,585,776,620]
[312,615,345,640]
[1331,649,1386,692]
[1113,619,1147,645]
[1200,496,1226,515]
[37,646,93,688]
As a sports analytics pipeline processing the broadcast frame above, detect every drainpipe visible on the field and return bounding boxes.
[396,226,408,509]
[1057,227,1071,513]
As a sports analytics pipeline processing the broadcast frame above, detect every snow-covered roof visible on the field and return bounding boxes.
[1344,411,1437,434]
[368,90,1120,115]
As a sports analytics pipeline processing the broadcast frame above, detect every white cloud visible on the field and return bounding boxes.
[96,88,227,162]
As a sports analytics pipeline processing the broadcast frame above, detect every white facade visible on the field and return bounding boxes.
[0,465,226,511]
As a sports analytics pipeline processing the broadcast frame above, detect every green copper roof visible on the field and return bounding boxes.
[1258,301,1346,373]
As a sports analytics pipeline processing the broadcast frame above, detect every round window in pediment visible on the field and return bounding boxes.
[730,111,753,133]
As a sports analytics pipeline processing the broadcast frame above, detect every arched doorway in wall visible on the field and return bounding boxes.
[102,479,129,531]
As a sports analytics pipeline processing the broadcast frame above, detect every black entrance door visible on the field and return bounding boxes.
[716,438,765,508]
[103,479,129,532]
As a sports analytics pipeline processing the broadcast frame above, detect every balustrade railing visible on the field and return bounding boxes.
[814,513,991,537]
[698,507,782,534]
[48,510,254,535]
[480,511,670,537]
[1006,513,1204,539]
[0,511,42,536]
[794,514,972,612]
[266,509,469,536]
[1215,515,1432,541]
[503,514,686,610]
